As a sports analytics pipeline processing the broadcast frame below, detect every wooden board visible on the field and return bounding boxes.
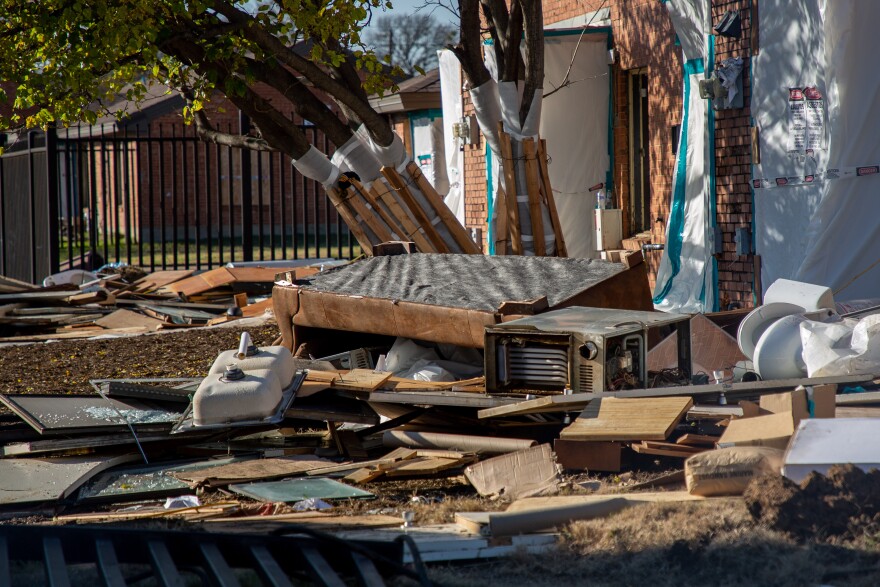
[130,270,194,294]
[381,166,450,253]
[405,162,480,254]
[498,129,523,254]
[332,369,392,392]
[368,180,436,253]
[351,181,409,243]
[383,456,471,477]
[521,138,546,256]
[171,456,333,487]
[241,298,274,318]
[559,396,694,441]
[163,266,311,297]
[632,441,708,457]
[537,139,567,256]
[325,185,376,252]
[478,394,590,419]
[494,184,509,255]
[95,308,165,330]
[675,433,720,447]
[505,491,707,513]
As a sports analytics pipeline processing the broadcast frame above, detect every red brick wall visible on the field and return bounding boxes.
[712,0,755,309]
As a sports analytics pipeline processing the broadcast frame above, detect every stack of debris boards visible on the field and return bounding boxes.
[0,262,325,342]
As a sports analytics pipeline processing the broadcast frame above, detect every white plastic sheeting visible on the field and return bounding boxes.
[653,0,715,313]
[411,114,448,194]
[539,32,611,259]
[795,1,880,300]
[439,50,466,224]
[751,0,827,290]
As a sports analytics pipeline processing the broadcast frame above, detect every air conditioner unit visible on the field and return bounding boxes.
[485,307,692,394]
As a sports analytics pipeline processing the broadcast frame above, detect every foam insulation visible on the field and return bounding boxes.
[292,146,339,186]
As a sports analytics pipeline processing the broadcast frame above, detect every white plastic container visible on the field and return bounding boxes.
[193,366,282,426]
[209,345,297,388]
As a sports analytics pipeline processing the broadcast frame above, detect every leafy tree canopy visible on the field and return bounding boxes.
[0,0,407,155]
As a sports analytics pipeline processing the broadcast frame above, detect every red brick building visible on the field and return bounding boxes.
[460,0,756,311]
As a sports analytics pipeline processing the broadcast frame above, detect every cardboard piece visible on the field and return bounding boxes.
[464,444,559,499]
[760,385,836,427]
[95,308,165,330]
[783,418,880,483]
[717,411,796,450]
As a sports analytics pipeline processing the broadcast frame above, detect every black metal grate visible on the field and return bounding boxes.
[0,524,431,587]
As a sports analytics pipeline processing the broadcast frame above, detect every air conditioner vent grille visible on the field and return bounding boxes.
[508,346,568,386]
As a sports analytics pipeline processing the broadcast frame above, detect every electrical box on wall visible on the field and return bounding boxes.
[735,226,752,256]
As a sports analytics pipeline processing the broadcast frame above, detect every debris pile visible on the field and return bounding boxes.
[2,260,880,582]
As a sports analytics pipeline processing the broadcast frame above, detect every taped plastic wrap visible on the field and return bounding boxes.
[355,125,407,169]
[329,135,382,184]
[292,146,339,186]
[469,79,503,155]
[439,50,466,224]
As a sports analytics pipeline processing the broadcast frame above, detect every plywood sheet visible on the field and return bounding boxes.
[478,394,591,419]
[332,369,392,392]
[172,455,333,487]
[559,396,693,441]
[95,308,165,330]
[131,270,195,293]
[506,491,706,513]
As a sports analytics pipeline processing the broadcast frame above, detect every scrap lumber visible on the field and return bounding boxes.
[521,138,546,256]
[324,185,376,253]
[368,179,436,253]
[162,266,317,298]
[560,397,693,441]
[631,441,709,458]
[202,513,404,530]
[171,455,334,487]
[383,431,537,454]
[351,182,410,243]
[676,434,720,447]
[494,184,509,255]
[506,491,707,513]
[553,439,622,472]
[497,129,524,254]
[331,369,392,392]
[478,394,590,419]
[405,161,480,254]
[381,166,450,253]
[488,498,629,537]
[537,139,567,256]
[94,308,165,330]
[54,503,240,523]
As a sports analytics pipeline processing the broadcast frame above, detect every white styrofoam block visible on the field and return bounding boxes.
[765,278,834,312]
[782,418,880,483]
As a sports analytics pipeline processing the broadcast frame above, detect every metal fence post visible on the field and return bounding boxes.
[46,124,60,276]
[239,111,253,261]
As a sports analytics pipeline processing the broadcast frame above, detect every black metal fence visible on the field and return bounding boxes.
[0,116,356,284]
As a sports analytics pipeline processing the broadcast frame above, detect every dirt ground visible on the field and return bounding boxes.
[3,321,880,585]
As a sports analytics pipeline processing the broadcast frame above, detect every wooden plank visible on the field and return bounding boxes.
[538,139,567,256]
[381,167,450,253]
[405,162,480,254]
[340,184,395,244]
[325,185,376,253]
[675,433,720,447]
[497,129,523,254]
[639,440,707,454]
[332,369,392,392]
[369,181,436,253]
[351,180,410,242]
[506,491,707,513]
[172,456,333,487]
[241,298,274,318]
[130,270,195,293]
[478,395,590,419]
[559,396,693,441]
[494,183,509,255]
[383,456,469,477]
[632,441,708,458]
[95,309,164,330]
[369,391,519,409]
[521,138,546,256]
[835,391,880,406]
